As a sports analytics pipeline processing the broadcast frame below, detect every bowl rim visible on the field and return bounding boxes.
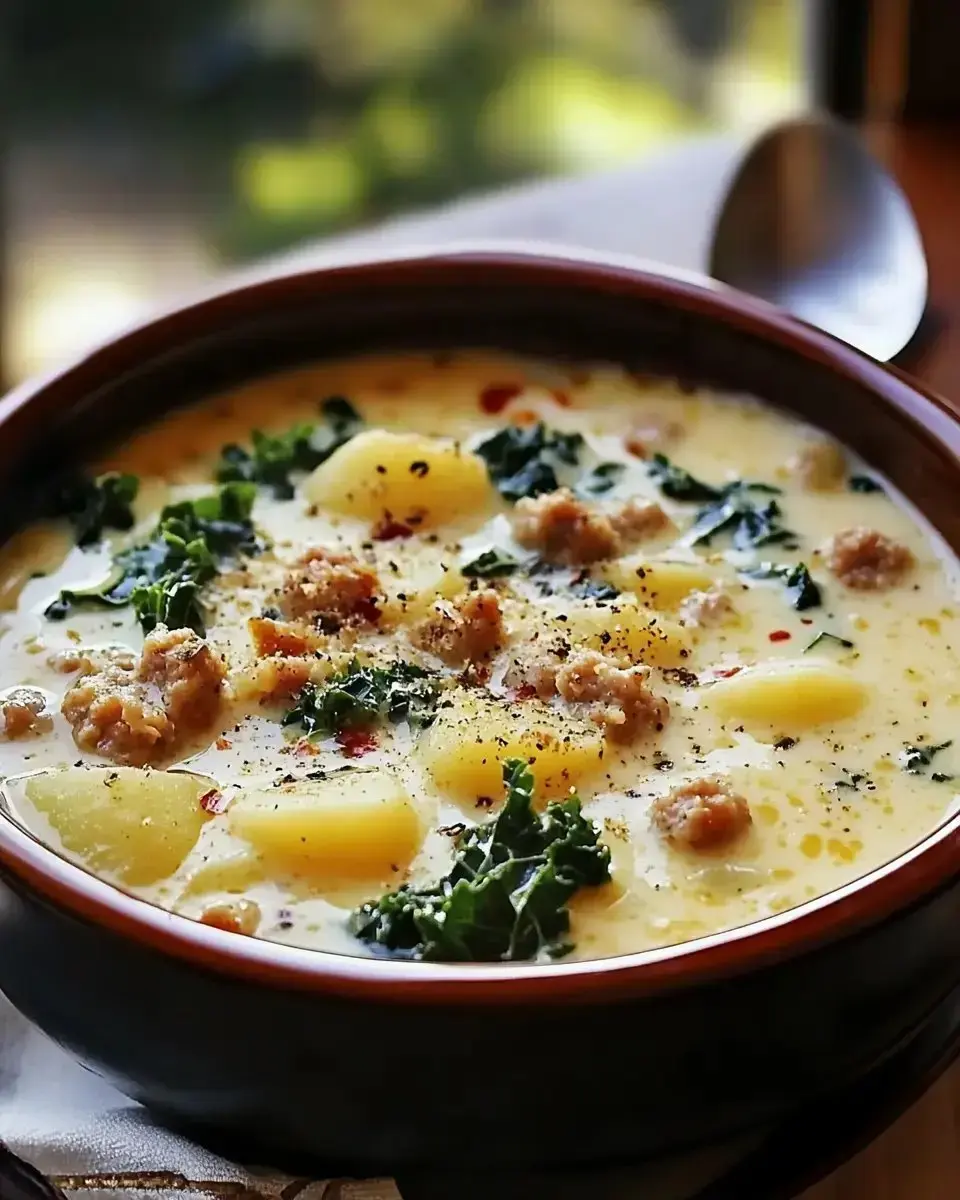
[2,243,959,1006]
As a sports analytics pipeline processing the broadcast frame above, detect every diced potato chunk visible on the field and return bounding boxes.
[303,429,495,528]
[558,602,691,667]
[181,851,266,898]
[600,557,717,609]
[230,769,420,882]
[418,689,604,803]
[381,557,465,625]
[704,660,868,731]
[25,766,213,886]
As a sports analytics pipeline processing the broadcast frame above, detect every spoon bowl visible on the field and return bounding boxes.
[709,116,928,362]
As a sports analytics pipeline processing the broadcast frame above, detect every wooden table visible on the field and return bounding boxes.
[801,124,960,1200]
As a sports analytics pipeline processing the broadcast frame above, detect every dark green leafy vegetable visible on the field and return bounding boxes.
[350,758,611,962]
[804,630,854,653]
[283,659,441,738]
[45,482,258,634]
[216,395,362,498]
[474,423,584,502]
[849,475,883,494]
[576,461,626,497]
[742,561,821,611]
[646,454,721,502]
[687,482,795,551]
[569,576,619,602]
[52,471,139,547]
[461,547,521,578]
[900,740,952,778]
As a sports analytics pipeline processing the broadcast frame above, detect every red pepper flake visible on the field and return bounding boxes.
[199,908,244,934]
[199,788,230,814]
[713,666,742,678]
[551,388,572,408]
[353,597,382,624]
[372,516,414,541]
[769,629,792,643]
[479,383,523,414]
[336,728,378,759]
[215,736,232,751]
[513,684,538,701]
[800,617,814,625]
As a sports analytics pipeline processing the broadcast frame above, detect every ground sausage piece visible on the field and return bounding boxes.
[503,644,565,699]
[61,626,225,766]
[554,650,668,741]
[280,547,381,628]
[248,616,312,658]
[823,526,914,590]
[788,438,846,491]
[679,588,735,628]
[651,776,752,850]
[512,488,669,565]
[1,688,52,738]
[411,589,505,665]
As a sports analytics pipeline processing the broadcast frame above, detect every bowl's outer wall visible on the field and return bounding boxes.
[1,254,960,1168]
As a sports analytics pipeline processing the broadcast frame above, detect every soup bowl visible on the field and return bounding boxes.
[0,247,959,1171]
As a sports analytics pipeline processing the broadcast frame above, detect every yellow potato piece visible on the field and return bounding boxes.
[230,769,421,882]
[303,429,495,527]
[180,851,266,898]
[418,689,604,804]
[558,602,691,667]
[25,767,213,887]
[599,557,716,609]
[705,659,868,731]
[381,558,465,625]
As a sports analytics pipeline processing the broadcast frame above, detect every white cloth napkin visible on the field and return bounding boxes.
[0,132,753,1199]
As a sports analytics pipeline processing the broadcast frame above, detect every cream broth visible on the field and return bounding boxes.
[1,352,958,963]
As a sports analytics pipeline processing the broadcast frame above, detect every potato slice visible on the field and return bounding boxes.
[418,689,604,804]
[704,659,868,731]
[303,429,495,527]
[25,766,213,886]
[599,557,717,610]
[180,851,266,898]
[558,602,691,667]
[230,769,420,882]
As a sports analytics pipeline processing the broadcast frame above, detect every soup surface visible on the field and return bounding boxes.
[1,352,958,963]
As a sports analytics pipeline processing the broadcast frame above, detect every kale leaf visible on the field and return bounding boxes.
[216,395,362,498]
[743,561,822,611]
[646,454,721,502]
[52,471,139,547]
[575,461,626,498]
[849,474,883,494]
[45,482,257,634]
[569,576,619,602]
[900,740,952,778]
[804,630,854,653]
[460,547,521,578]
[474,423,584,502]
[350,758,611,962]
[687,481,795,551]
[282,659,441,738]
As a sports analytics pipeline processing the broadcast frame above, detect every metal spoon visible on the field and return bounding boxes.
[709,116,928,362]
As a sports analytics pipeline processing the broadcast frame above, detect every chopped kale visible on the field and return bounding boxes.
[461,547,521,578]
[647,454,721,502]
[45,482,258,634]
[569,576,619,602]
[283,659,441,738]
[576,461,626,498]
[688,482,795,551]
[900,740,953,777]
[216,395,362,498]
[743,561,821,610]
[350,759,611,962]
[804,630,854,653]
[51,471,139,547]
[849,475,883,494]
[474,422,584,502]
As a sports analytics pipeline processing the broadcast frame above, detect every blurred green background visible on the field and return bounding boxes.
[4,0,807,381]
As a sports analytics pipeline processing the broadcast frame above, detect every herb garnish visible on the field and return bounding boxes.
[743,561,821,610]
[804,631,854,653]
[569,576,619,602]
[350,758,611,962]
[849,475,883,494]
[282,659,441,738]
[647,454,721,502]
[576,461,626,498]
[900,740,953,779]
[474,423,584,502]
[687,483,795,550]
[216,396,362,498]
[52,472,139,547]
[460,547,521,578]
[45,482,258,634]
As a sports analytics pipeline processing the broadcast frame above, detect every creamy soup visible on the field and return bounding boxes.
[0,352,957,963]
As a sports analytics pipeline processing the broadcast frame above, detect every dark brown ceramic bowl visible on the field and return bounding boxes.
[1,248,959,1172]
